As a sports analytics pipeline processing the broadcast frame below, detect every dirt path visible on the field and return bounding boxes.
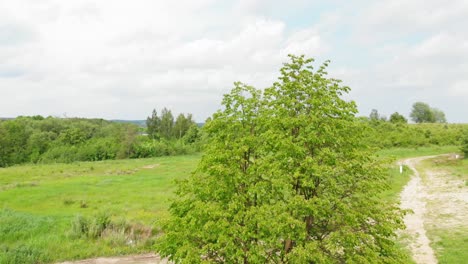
[400,154,468,264]
[57,254,169,264]
[400,155,439,264]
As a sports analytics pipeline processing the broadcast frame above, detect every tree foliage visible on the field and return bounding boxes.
[461,132,468,158]
[410,102,433,123]
[0,117,142,167]
[146,108,196,140]
[156,55,407,263]
[432,108,447,123]
[389,112,407,124]
[369,109,386,122]
[146,109,161,140]
[0,107,203,167]
[174,113,194,139]
[410,102,446,123]
[160,108,174,140]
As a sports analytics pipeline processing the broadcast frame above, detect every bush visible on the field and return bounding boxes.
[461,134,468,158]
[0,117,140,167]
[69,213,154,247]
[361,122,467,149]
[131,137,196,158]
[70,213,111,239]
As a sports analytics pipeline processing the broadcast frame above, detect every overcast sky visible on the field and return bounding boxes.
[1,0,467,122]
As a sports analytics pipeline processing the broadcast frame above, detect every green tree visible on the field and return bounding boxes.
[173,113,194,139]
[461,133,468,158]
[160,108,174,139]
[410,102,434,123]
[182,124,200,144]
[389,112,408,124]
[369,109,380,121]
[0,125,8,167]
[117,124,138,159]
[0,120,31,166]
[410,102,447,123]
[58,127,88,145]
[27,131,55,162]
[432,108,447,123]
[146,109,161,139]
[369,109,387,123]
[156,55,407,263]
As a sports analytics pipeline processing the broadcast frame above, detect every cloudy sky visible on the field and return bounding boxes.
[1,0,467,122]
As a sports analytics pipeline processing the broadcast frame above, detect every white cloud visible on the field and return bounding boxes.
[0,0,467,122]
[0,0,326,120]
[320,0,468,122]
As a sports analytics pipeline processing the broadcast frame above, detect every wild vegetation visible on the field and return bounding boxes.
[0,111,202,168]
[0,155,199,263]
[461,134,468,157]
[155,56,410,263]
[0,55,466,263]
[410,102,447,123]
[1,146,460,263]
[362,122,466,149]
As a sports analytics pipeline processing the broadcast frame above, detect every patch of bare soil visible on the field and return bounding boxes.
[57,253,169,264]
[104,169,139,175]
[400,154,468,264]
[142,164,160,169]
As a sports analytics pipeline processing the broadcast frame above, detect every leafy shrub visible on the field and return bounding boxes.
[70,213,111,239]
[131,137,196,158]
[362,122,467,149]
[0,117,141,167]
[69,213,154,247]
[70,215,89,238]
[461,133,468,158]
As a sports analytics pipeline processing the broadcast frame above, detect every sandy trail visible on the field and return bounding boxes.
[400,155,439,264]
[400,154,468,264]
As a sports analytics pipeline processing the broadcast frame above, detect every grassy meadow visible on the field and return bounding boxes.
[0,146,463,263]
[0,155,200,263]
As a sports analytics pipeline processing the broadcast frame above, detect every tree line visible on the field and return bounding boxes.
[368,101,447,124]
[1,108,464,168]
[362,103,467,150]
[0,110,202,167]
[0,116,137,167]
[146,107,197,140]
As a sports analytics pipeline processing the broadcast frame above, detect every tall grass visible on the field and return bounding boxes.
[0,155,200,263]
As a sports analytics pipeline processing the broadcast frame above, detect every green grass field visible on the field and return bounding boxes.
[0,155,200,263]
[0,146,462,263]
